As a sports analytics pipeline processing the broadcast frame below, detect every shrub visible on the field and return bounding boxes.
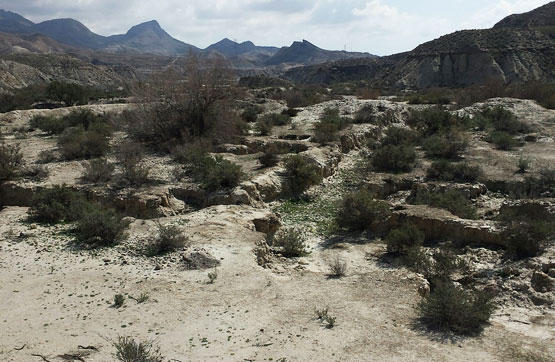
[481,106,532,134]
[485,131,520,150]
[58,127,110,160]
[411,190,478,219]
[82,158,114,183]
[30,110,109,135]
[255,116,274,136]
[190,154,244,191]
[407,107,466,136]
[336,189,391,231]
[282,108,299,117]
[37,150,58,164]
[422,131,468,159]
[241,105,262,123]
[426,160,482,183]
[28,186,85,223]
[418,281,495,335]
[284,155,323,195]
[371,144,416,173]
[112,336,163,362]
[523,167,555,197]
[23,165,49,181]
[314,107,351,142]
[116,143,150,186]
[146,223,188,256]
[327,255,347,278]
[354,104,377,124]
[273,227,309,257]
[504,222,544,260]
[46,81,90,106]
[385,223,425,255]
[30,115,68,134]
[0,143,23,182]
[258,145,280,168]
[207,269,218,284]
[381,127,418,146]
[74,203,129,247]
[265,112,291,126]
[113,294,125,308]
[517,157,530,173]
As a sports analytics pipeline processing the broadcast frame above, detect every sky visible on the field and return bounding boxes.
[0,0,551,55]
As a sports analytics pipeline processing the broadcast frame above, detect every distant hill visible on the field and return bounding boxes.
[31,18,106,50]
[265,40,374,66]
[206,38,278,57]
[0,9,33,33]
[494,1,555,28]
[0,32,74,55]
[284,3,555,88]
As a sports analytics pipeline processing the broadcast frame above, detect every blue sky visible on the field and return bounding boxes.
[0,0,551,55]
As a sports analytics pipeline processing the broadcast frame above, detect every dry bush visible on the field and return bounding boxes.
[82,158,114,183]
[112,336,163,362]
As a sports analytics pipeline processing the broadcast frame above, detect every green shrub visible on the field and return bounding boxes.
[0,143,23,182]
[273,227,309,257]
[327,255,347,278]
[146,223,189,256]
[258,145,280,168]
[523,167,555,197]
[255,116,274,136]
[381,127,418,146]
[116,143,150,186]
[74,203,129,247]
[112,336,163,362]
[241,105,262,123]
[411,190,478,219]
[481,106,532,134]
[407,107,467,136]
[37,150,58,164]
[418,281,495,335]
[30,110,109,135]
[426,160,482,183]
[485,131,520,150]
[82,158,114,183]
[314,107,351,143]
[23,165,49,181]
[504,222,544,260]
[282,108,300,117]
[422,131,468,159]
[385,224,424,255]
[262,112,291,127]
[58,127,110,160]
[28,186,85,223]
[517,157,530,173]
[335,189,391,231]
[46,81,90,106]
[113,294,125,308]
[371,144,416,173]
[284,155,323,195]
[190,154,244,191]
[30,115,68,134]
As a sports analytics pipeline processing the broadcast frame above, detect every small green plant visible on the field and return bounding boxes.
[273,227,309,257]
[422,131,468,159]
[112,336,164,362]
[315,307,336,329]
[315,307,329,320]
[485,131,520,150]
[189,154,244,191]
[327,255,347,278]
[517,157,530,173]
[58,126,110,160]
[113,294,125,308]
[0,142,23,182]
[313,107,351,143]
[284,155,323,196]
[146,223,188,256]
[207,269,218,284]
[335,189,391,231]
[385,223,425,255]
[426,160,482,183]
[418,281,495,335]
[82,158,115,183]
[134,292,150,304]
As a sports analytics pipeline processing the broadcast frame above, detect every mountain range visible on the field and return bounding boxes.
[0,9,372,65]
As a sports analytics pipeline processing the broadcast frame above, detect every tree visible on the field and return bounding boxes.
[130,53,238,148]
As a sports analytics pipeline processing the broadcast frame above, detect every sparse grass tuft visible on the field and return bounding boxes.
[112,336,164,362]
[327,255,347,278]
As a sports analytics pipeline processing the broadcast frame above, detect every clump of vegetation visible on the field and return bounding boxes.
[523,167,555,197]
[255,115,274,136]
[381,127,418,146]
[426,160,482,183]
[284,155,322,196]
[422,130,468,159]
[282,108,300,117]
[58,126,110,160]
[411,189,478,219]
[503,222,544,260]
[407,107,467,136]
[418,281,495,335]
[353,104,376,124]
[146,223,188,256]
[207,269,218,284]
[113,294,125,308]
[385,223,425,255]
[31,110,110,135]
[191,154,244,191]
[480,106,533,134]
[116,143,150,186]
[273,227,309,257]
[112,336,164,362]
[370,144,417,173]
[516,157,530,173]
[240,105,263,123]
[335,189,391,231]
[485,131,520,150]
[37,149,58,164]
[327,255,347,278]
[23,164,49,181]
[314,107,351,142]
[0,143,23,182]
[82,158,115,183]
[28,186,85,223]
[74,202,129,247]
[315,307,336,329]
[258,144,280,168]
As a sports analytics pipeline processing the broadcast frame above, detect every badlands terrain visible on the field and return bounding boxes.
[0,91,554,361]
